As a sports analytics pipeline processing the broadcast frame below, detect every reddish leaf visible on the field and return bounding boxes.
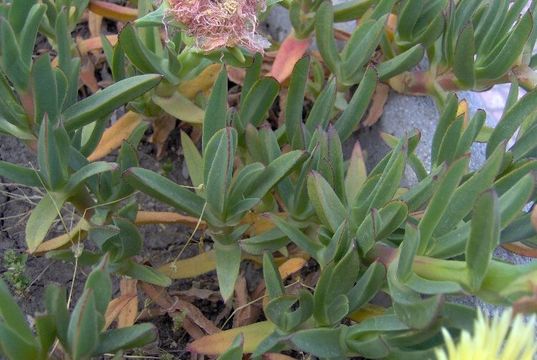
[502,242,537,258]
[268,34,311,84]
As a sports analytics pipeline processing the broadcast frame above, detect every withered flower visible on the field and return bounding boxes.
[168,0,270,53]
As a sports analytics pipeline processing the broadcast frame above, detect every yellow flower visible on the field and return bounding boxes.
[435,309,536,360]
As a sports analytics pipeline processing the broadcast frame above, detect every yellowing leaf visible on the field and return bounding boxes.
[88,0,138,22]
[264,354,296,360]
[347,304,386,322]
[158,250,217,279]
[87,111,144,162]
[135,211,205,228]
[152,92,204,124]
[278,257,307,279]
[242,212,288,236]
[178,64,222,99]
[385,14,397,42]
[188,321,275,354]
[33,219,89,255]
[457,99,469,127]
[77,35,118,57]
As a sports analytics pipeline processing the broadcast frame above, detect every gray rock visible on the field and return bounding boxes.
[262,5,291,42]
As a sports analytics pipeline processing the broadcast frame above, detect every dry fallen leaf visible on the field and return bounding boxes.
[233,273,258,328]
[105,296,137,329]
[227,66,247,85]
[88,11,103,38]
[140,283,220,335]
[80,58,100,93]
[188,321,275,355]
[88,111,144,162]
[135,211,206,228]
[88,0,138,22]
[362,82,390,127]
[178,64,222,100]
[77,35,118,57]
[172,287,220,302]
[149,115,177,159]
[502,242,537,258]
[278,257,307,279]
[118,278,138,328]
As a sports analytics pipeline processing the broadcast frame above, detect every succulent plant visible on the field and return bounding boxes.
[0,0,536,358]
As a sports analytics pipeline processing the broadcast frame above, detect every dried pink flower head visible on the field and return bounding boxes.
[168,0,270,53]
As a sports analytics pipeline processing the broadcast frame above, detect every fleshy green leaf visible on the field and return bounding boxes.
[203,128,237,218]
[417,155,469,253]
[67,290,99,359]
[63,75,162,131]
[315,2,342,75]
[26,192,68,253]
[215,242,242,301]
[453,23,476,88]
[238,78,279,128]
[377,44,424,81]
[180,131,203,192]
[466,189,500,292]
[307,171,347,233]
[203,66,228,151]
[94,324,157,355]
[335,67,377,141]
[123,167,207,219]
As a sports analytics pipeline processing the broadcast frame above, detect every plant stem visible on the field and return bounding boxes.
[387,67,537,96]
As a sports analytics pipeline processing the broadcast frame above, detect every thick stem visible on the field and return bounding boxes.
[371,244,468,285]
[387,67,537,96]
[513,65,537,91]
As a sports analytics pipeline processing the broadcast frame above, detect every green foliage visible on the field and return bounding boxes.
[0,0,537,358]
[1,250,29,295]
[0,257,157,360]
